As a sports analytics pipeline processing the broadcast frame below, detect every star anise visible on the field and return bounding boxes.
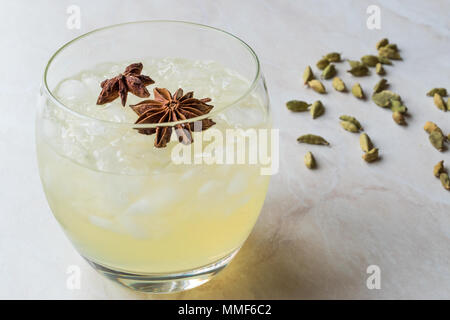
[96,63,155,106]
[130,88,216,148]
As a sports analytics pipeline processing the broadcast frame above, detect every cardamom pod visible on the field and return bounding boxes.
[377,56,392,65]
[427,88,447,97]
[392,111,406,125]
[340,120,359,133]
[304,151,316,169]
[316,58,330,70]
[433,93,446,111]
[372,90,400,108]
[286,100,310,112]
[376,38,389,50]
[390,100,408,113]
[332,77,346,92]
[348,60,363,68]
[375,63,385,75]
[440,172,450,190]
[378,46,401,60]
[360,133,373,152]
[352,83,364,99]
[303,66,314,84]
[429,130,445,151]
[347,65,369,77]
[297,134,330,146]
[373,79,388,94]
[362,148,379,163]
[340,115,363,130]
[361,55,379,67]
[386,43,399,51]
[423,121,443,135]
[308,79,326,94]
[434,160,445,177]
[310,100,325,119]
[324,52,341,62]
[321,63,336,79]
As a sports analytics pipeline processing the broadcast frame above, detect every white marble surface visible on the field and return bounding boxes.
[1,0,449,299]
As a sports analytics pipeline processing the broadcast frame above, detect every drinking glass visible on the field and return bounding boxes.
[36,21,271,293]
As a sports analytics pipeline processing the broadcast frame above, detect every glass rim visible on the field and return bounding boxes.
[43,20,262,128]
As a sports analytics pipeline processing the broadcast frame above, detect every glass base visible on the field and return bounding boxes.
[84,249,239,294]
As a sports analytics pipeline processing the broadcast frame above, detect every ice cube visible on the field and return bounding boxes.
[57,79,88,102]
[80,73,103,97]
[123,198,154,217]
[116,215,149,239]
[96,104,130,122]
[124,187,177,217]
[42,118,60,140]
[119,192,177,239]
[198,180,219,195]
[89,215,121,233]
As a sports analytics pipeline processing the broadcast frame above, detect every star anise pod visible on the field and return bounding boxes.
[96,63,155,106]
[130,88,216,148]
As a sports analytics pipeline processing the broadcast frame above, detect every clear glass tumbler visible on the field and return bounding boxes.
[36,21,271,293]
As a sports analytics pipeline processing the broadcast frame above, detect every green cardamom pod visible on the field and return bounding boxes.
[286,100,310,112]
[434,160,445,178]
[340,120,359,133]
[297,134,330,146]
[340,115,362,130]
[377,56,392,65]
[352,83,364,99]
[423,121,443,135]
[304,151,316,169]
[372,90,400,108]
[429,130,445,151]
[303,66,314,84]
[386,43,399,51]
[361,55,379,67]
[362,148,379,163]
[332,77,346,92]
[376,38,389,50]
[392,111,406,125]
[375,63,385,75]
[433,93,446,111]
[427,88,447,97]
[360,133,373,152]
[347,60,363,68]
[440,172,450,190]
[390,100,408,113]
[324,52,341,62]
[321,63,336,80]
[347,65,370,77]
[373,79,388,94]
[316,58,330,70]
[378,46,401,60]
[308,80,326,94]
[391,105,408,114]
[310,100,325,119]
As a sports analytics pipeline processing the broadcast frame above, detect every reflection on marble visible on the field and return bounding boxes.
[0,0,449,299]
